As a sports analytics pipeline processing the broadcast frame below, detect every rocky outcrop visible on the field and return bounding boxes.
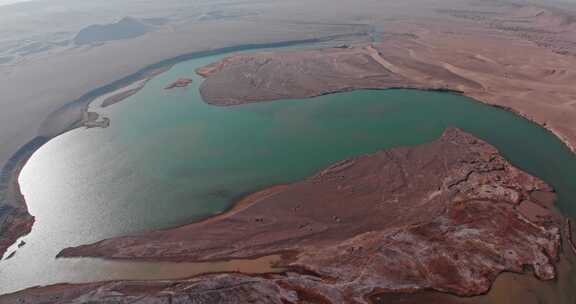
[46,128,562,303]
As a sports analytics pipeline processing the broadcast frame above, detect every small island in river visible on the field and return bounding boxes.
[3,128,563,303]
[164,78,193,90]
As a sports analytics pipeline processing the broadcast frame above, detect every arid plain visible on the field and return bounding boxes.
[3,0,576,303]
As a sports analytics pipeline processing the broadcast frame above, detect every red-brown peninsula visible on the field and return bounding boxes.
[15,128,558,303]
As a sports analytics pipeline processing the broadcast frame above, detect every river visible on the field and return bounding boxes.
[1,50,575,297]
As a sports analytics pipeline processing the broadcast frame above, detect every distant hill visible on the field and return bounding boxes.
[73,17,151,45]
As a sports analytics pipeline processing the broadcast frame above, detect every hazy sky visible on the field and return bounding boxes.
[0,0,32,6]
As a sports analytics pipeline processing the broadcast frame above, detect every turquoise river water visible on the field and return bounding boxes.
[1,50,575,297]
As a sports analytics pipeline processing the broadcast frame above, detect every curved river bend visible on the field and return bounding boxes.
[1,51,576,297]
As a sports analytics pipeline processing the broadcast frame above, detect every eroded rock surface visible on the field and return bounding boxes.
[44,128,562,303]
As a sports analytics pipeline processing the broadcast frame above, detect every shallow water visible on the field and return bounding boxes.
[1,51,576,297]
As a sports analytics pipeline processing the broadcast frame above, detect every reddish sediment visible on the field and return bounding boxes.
[38,128,562,303]
[164,78,193,90]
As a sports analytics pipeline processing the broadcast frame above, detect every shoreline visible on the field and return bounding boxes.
[189,184,290,228]
[195,44,576,155]
[51,184,294,263]
[3,56,576,260]
[200,63,576,153]
[3,185,573,303]
[0,136,46,259]
[468,98,576,155]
